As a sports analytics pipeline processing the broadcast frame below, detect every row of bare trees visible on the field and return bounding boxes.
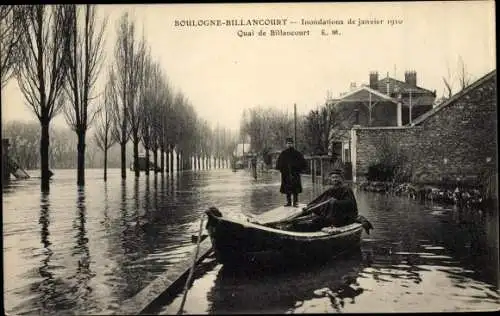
[2,120,125,170]
[91,12,238,182]
[0,5,105,189]
[240,107,302,155]
[239,104,349,159]
[1,5,238,190]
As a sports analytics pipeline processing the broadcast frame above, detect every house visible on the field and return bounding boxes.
[233,143,251,157]
[350,69,496,185]
[232,143,252,169]
[325,71,437,176]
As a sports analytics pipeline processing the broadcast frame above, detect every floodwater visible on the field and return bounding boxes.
[2,168,499,315]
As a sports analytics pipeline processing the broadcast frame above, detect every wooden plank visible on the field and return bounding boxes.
[113,238,213,315]
[248,203,307,225]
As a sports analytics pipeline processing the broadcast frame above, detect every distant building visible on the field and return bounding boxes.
[350,69,496,185]
[325,70,437,177]
[233,143,251,157]
[232,143,252,169]
[328,70,437,128]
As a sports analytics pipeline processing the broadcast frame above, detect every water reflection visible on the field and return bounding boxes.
[156,182,499,314]
[70,187,94,306]
[206,250,365,314]
[3,169,499,315]
[36,191,57,312]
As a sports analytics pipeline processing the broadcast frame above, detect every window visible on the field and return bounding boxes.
[344,148,351,162]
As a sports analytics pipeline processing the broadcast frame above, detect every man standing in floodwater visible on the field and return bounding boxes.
[276,137,307,207]
[251,154,257,179]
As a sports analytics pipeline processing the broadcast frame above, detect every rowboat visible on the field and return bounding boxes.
[204,203,373,267]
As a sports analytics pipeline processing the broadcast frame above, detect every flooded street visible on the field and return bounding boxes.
[3,168,499,314]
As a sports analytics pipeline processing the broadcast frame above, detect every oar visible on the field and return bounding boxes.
[269,197,336,225]
[177,215,205,315]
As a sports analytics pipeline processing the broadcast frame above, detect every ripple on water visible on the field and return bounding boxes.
[3,169,500,315]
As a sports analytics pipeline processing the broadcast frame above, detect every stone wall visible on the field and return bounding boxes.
[352,70,497,185]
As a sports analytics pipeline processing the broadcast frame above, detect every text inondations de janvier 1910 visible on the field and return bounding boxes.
[173,17,404,38]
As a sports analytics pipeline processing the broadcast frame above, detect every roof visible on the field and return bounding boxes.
[329,86,399,105]
[412,69,496,125]
[375,76,436,96]
[399,94,436,108]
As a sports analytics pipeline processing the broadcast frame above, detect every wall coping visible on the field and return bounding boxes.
[412,69,496,125]
[351,125,422,130]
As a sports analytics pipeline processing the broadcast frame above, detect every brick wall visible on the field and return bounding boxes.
[353,70,497,184]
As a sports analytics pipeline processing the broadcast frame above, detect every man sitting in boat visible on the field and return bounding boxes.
[304,168,358,229]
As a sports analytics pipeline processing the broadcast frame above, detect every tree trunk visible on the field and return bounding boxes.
[134,134,140,178]
[77,131,85,186]
[40,121,50,191]
[169,147,174,174]
[160,146,165,173]
[153,148,158,174]
[121,141,126,179]
[176,151,180,172]
[104,147,108,182]
[166,149,170,173]
[166,150,170,173]
[145,147,150,176]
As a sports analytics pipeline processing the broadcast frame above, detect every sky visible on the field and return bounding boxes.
[1,1,496,131]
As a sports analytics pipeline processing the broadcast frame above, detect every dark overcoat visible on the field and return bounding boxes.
[275,147,307,194]
[306,185,359,226]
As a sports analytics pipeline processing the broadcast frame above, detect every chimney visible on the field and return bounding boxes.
[405,70,417,87]
[369,71,378,89]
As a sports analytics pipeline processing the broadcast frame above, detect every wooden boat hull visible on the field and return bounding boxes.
[205,207,364,267]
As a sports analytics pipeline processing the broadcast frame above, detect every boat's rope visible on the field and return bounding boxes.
[177,215,205,315]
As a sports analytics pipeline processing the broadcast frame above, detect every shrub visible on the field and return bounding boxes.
[367,135,412,183]
[367,163,395,182]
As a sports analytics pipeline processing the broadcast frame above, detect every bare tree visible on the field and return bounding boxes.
[109,65,132,175]
[149,64,169,174]
[457,55,472,91]
[129,33,147,177]
[198,119,212,168]
[158,79,174,173]
[177,100,198,170]
[94,72,117,181]
[139,49,155,175]
[63,4,107,185]
[15,5,72,190]
[304,103,348,155]
[171,91,185,172]
[240,106,294,155]
[442,62,454,98]
[1,5,25,87]
[111,12,137,178]
[442,55,473,98]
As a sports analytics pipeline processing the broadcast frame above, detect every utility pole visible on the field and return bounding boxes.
[409,89,413,125]
[294,103,297,146]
